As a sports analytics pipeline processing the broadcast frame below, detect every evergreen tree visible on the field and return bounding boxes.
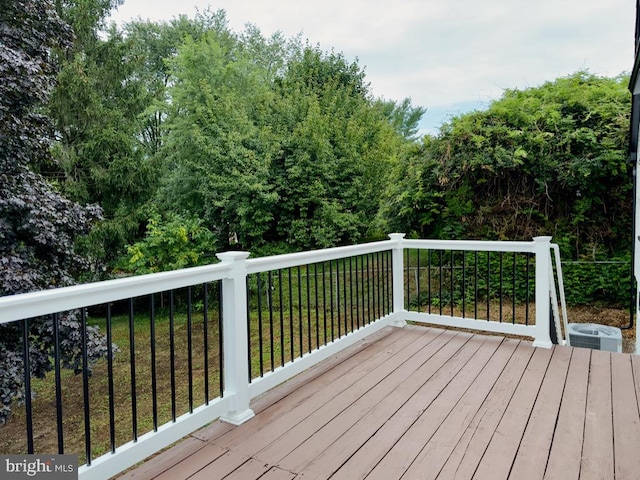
[0,0,110,423]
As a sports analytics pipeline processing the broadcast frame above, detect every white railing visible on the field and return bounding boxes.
[0,234,556,479]
[401,236,554,348]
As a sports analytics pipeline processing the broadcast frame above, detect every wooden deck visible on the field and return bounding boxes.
[118,324,640,480]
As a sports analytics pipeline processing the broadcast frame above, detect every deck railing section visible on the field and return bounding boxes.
[0,234,555,480]
[245,251,393,382]
[401,237,553,347]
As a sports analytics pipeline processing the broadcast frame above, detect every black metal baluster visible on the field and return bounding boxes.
[450,251,455,317]
[377,252,383,318]
[349,257,355,331]
[106,305,116,452]
[406,249,410,310]
[298,266,303,355]
[462,252,467,318]
[512,253,517,324]
[526,253,531,325]
[474,252,479,320]
[486,252,491,321]
[428,250,432,314]
[169,291,176,421]
[202,286,209,405]
[268,271,274,371]
[499,252,504,323]
[343,257,348,333]
[383,251,388,315]
[187,288,194,412]
[389,251,393,313]
[355,256,360,329]
[416,249,421,312]
[288,269,294,360]
[386,251,391,314]
[367,254,373,322]
[307,265,312,352]
[219,282,225,394]
[80,309,92,463]
[22,318,34,454]
[128,299,138,440]
[382,251,388,314]
[329,261,335,341]
[150,294,159,427]
[363,255,369,324]
[378,252,387,317]
[52,313,64,453]
[279,270,285,367]
[257,273,264,377]
[335,260,342,337]
[373,253,378,319]
[383,251,388,314]
[322,262,328,341]
[314,263,320,347]
[246,276,252,382]
[439,251,443,315]
[216,282,225,398]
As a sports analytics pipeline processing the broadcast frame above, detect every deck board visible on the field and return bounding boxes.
[118,325,640,480]
[611,353,640,479]
[543,346,590,480]
[436,340,536,480]
[402,337,520,480]
[296,331,471,480]
[509,344,572,480]
[473,345,553,480]
[581,349,614,480]
[364,335,501,480]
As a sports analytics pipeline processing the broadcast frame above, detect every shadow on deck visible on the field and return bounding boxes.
[118,324,640,480]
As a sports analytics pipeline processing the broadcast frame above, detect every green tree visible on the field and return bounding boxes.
[265,46,404,249]
[120,213,217,274]
[49,2,160,269]
[383,71,631,258]
[375,97,426,140]
[0,0,110,422]
[158,26,279,250]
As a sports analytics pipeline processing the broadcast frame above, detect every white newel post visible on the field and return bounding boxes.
[532,236,553,348]
[388,233,407,327]
[216,251,255,425]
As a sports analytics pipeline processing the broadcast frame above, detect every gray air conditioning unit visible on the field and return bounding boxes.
[567,323,622,353]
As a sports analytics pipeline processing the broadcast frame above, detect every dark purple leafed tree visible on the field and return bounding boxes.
[0,0,110,423]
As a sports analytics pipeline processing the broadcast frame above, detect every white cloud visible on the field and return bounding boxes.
[109,0,634,131]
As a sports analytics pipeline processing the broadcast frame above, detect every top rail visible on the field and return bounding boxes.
[403,238,536,253]
[0,237,543,325]
[0,262,232,325]
[245,239,394,274]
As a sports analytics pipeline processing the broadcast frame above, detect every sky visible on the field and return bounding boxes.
[108,0,635,135]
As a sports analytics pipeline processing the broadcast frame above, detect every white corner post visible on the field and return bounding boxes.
[532,236,553,348]
[216,251,255,425]
[388,233,407,327]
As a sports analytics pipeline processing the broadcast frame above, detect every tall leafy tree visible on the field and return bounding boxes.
[382,72,631,258]
[266,46,403,249]
[375,97,426,140]
[0,0,109,422]
[49,0,158,269]
[158,25,279,251]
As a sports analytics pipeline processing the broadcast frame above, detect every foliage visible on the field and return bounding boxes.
[120,213,217,274]
[375,97,427,140]
[158,30,407,252]
[560,258,631,306]
[49,2,160,268]
[264,46,405,249]
[0,0,110,423]
[383,72,631,260]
